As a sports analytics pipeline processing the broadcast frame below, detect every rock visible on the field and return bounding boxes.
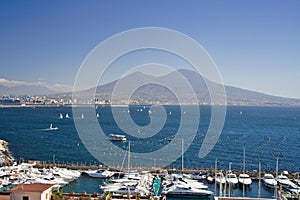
[0,139,14,165]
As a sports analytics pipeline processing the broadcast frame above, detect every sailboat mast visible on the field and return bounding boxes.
[215,159,217,197]
[258,162,261,198]
[242,148,246,197]
[276,157,279,177]
[181,139,184,173]
[128,141,130,174]
[243,147,246,173]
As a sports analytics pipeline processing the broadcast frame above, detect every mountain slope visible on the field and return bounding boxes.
[0,84,58,96]
[69,69,300,106]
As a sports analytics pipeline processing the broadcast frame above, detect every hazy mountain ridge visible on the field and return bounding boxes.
[77,69,300,106]
[4,69,299,106]
[0,84,58,96]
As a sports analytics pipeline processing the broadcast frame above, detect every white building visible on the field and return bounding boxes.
[9,184,54,200]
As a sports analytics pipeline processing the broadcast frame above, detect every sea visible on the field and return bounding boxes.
[0,105,299,199]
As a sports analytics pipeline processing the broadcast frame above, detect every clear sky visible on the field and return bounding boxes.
[0,0,299,98]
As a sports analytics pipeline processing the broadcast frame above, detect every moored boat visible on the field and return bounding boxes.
[226,172,238,186]
[191,171,207,180]
[85,169,115,178]
[163,184,213,197]
[263,173,277,188]
[276,174,293,188]
[215,172,226,185]
[238,173,252,187]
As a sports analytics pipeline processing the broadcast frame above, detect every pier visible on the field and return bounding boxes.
[23,160,299,182]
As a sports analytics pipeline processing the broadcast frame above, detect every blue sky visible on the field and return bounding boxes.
[0,0,299,98]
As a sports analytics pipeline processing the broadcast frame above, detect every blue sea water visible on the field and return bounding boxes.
[0,105,299,198]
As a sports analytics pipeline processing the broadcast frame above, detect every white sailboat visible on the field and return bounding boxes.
[49,123,58,130]
[59,113,63,119]
[65,113,70,118]
[239,148,252,187]
[215,172,226,185]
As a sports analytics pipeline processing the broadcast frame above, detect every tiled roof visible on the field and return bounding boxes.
[9,184,54,192]
[0,194,10,200]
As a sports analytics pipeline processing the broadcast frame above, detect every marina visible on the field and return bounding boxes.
[0,105,299,199]
[0,160,299,199]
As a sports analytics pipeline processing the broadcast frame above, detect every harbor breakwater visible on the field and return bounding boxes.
[20,160,300,182]
[1,138,298,181]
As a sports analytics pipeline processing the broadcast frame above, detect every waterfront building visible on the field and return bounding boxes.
[9,184,54,200]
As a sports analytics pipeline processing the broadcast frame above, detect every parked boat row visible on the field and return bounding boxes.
[98,170,214,199]
[0,162,81,190]
[263,173,299,189]
[193,170,299,189]
[100,171,156,198]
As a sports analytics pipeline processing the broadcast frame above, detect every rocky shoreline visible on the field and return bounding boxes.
[0,139,14,165]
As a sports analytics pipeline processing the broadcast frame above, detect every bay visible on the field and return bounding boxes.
[0,105,299,198]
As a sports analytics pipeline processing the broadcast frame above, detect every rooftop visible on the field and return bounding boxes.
[9,184,54,192]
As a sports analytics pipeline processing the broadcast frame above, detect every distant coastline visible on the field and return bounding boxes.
[1,103,300,108]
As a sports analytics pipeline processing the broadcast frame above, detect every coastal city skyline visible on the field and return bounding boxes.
[1,1,300,99]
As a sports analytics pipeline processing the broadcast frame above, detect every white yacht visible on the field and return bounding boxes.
[109,134,127,142]
[85,169,115,178]
[191,171,207,180]
[226,172,238,186]
[163,184,213,197]
[276,174,293,188]
[105,185,135,197]
[165,175,208,190]
[238,173,252,186]
[33,174,68,186]
[100,181,137,191]
[263,173,278,188]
